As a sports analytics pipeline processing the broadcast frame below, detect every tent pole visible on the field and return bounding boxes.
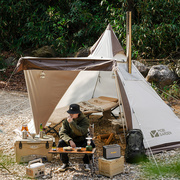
[91,72,100,98]
[126,11,132,74]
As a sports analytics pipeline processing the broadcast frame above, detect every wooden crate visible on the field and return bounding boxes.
[14,137,53,163]
[98,156,124,178]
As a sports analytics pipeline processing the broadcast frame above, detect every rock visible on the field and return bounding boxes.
[75,48,90,57]
[176,59,180,77]
[22,48,34,56]
[32,46,56,57]
[146,65,178,87]
[132,60,150,77]
[0,120,4,125]
[5,57,16,66]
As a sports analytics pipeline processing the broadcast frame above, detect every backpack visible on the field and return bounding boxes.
[125,129,146,163]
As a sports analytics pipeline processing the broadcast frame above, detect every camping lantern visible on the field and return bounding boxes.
[86,136,92,151]
[40,71,45,79]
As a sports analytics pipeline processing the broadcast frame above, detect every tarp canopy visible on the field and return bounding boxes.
[16,24,180,154]
[16,57,116,72]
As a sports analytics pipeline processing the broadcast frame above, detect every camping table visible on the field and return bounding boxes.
[48,147,96,174]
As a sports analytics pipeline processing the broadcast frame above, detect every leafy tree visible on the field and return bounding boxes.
[132,0,180,59]
[0,0,179,59]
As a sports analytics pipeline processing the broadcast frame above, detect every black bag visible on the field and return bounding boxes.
[125,129,146,163]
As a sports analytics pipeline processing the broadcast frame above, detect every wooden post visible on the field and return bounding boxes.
[126,11,132,74]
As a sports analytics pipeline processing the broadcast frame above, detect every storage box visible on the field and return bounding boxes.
[103,144,121,159]
[26,159,45,178]
[98,156,124,178]
[14,137,53,163]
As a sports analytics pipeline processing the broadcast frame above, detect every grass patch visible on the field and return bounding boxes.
[0,151,15,173]
[139,156,180,179]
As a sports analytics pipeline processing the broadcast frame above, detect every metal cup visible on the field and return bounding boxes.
[40,131,43,138]
[22,130,27,139]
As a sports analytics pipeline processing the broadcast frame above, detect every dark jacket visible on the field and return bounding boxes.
[59,113,89,144]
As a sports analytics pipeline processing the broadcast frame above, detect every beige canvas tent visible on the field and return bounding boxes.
[16,24,180,153]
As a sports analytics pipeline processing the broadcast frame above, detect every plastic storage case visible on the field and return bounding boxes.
[26,158,45,178]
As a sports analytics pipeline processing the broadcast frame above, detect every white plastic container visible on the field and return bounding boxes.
[26,158,45,178]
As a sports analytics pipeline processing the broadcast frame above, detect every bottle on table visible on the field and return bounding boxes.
[21,124,29,137]
[21,124,28,131]
[52,138,56,151]
[40,123,43,131]
[39,123,43,138]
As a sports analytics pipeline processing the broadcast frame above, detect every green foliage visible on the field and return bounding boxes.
[151,81,180,101]
[0,56,7,69]
[133,0,180,59]
[162,81,180,100]
[140,156,180,178]
[0,151,14,173]
[0,0,179,58]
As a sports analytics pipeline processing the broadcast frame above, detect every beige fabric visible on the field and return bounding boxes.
[90,24,124,57]
[47,96,119,125]
[24,70,79,133]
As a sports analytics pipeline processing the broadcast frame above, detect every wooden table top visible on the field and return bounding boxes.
[49,147,96,154]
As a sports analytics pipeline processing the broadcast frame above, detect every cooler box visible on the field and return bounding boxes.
[103,144,121,159]
[98,156,124,178]
[14,137,53,163]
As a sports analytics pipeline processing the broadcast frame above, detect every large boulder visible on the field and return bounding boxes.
[132,60,150,77]
[176,59,180,77]
[5,57,16,66]
[75,48,90,57]
[32,46,56,57]
[146,65,178,87]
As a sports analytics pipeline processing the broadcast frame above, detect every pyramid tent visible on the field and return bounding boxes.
[16,24,180,153]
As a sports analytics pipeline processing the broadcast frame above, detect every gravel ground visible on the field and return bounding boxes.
[0,89,180,180]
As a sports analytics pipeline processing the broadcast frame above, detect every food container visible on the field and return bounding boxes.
[75,147,82,151]
[63,146,72,151]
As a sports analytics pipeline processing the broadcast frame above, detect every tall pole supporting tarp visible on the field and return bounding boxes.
[126,11,132,74]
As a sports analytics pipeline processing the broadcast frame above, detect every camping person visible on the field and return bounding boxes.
[57,103,95,172]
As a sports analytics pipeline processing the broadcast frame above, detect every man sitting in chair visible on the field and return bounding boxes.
[58,104,95,172]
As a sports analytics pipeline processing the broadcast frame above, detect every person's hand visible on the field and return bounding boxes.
[69,140,76,148]
[67,115,73,123]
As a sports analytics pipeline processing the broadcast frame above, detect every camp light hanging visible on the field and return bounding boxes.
[111,71,115,79]
[40,71,45,79]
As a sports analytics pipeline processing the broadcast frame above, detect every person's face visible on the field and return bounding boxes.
[70,113,79,119]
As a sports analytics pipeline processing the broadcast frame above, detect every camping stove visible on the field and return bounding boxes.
[26,158,45,178]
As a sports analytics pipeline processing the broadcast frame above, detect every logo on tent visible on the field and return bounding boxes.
[150,130,159,138]
[150,129,172,138]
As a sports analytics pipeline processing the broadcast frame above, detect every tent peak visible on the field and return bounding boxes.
[106,24,113,30]
[89,24,125,58]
